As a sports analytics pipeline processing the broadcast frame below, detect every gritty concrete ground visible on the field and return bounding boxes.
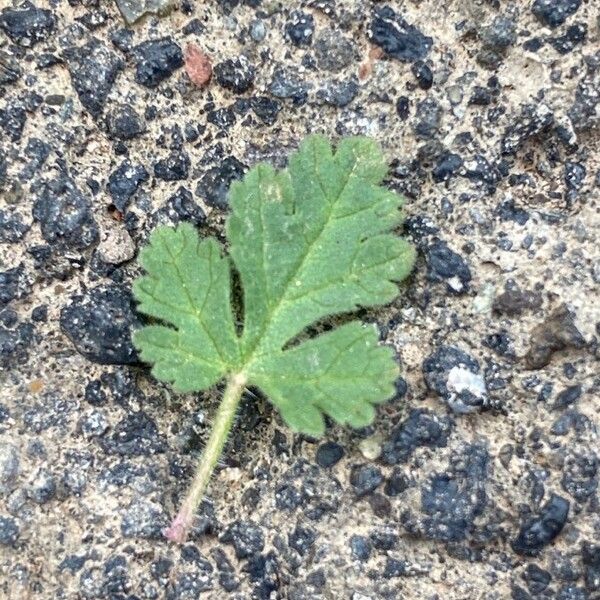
[0,0,599,599]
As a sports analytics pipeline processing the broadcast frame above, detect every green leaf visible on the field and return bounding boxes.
[133,226,239,392]
[249,322,399,435]
[133,135,415,436]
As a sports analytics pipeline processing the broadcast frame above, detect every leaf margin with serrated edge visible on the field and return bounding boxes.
[133,135,415,436]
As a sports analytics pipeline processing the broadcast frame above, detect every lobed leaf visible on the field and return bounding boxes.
[133,224,239,391]
[133,135,415,434]
[249,322,398,436]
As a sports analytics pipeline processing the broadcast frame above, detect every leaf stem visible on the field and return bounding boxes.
[164,372,247,543]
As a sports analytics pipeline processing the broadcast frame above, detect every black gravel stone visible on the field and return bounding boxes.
[481,16,516,51]
[0,309,18,328]
[0,515,19,546]
[196,156,247,209]
[423,345,487,413]
[582,541,600,592]
[84,380,107,406]
[220,520,265,559]
[477,16,517,69]
[556,586,587,600]
[501,103,554,155]
[316,78,359,108]
[152,186,206,227]
[369,6,433,62]
[383,409,453,466]
[107,161,149,211]
[522,564,552,594]
[349,464,383,496]
[411,61,433,90]
[404,216,440,243]
[101,555,130,596]
[0,105,26,142]
[369,493,391,517]
[154,151,190,181]
[60,284,141,365]
[80,410,108,438]
[568,71,600,132]
[269,67,310,104]
[106,104,145,140]
[132,38,183,88]
[432,152,463,183]
[369,528,398,550]
[552,385,582,410]
[349,535,371,561]
[1,321,34,369]
[512,585,533,600]
[32,175,99,250]
[211,548,239,592]
[417,444,489,542]
[532,0,581,28]
[121,499,167,539]
[250,96,281,125]
[383,558,410,578]
[0,265,30,307]
[285,10,314,47]
[523,37,545,52]
[214,56,255,94]
[551,410,592,437]
[0,3,56,47]
[58,554,87,574]
[64,39,123,118]
[396,96,410,120]
[549,23,586,55]
[20,137,50,180]
[288,525,317,556]
[384,468,411,496]
[463,154,502,191]
[167,570,213,597]
[102,411,166,456]
[35,52,60,69]
[274,484,305,511]
[394,377,408,400]
[30,305,47,322]
[469,86,492,106]
[101,370,139,407]
[207,107,236,129]
[184,122,199,142]
[483,330,514,358]
[0,209,29,244]
[0,52,21,86]
[414,98,442,139]
[314,30,357,73]
[77,9,109,32]
[315,441,344,468]
[564,162,586,190]
[424,240,471,294]
[110,27,134,53]
[28,467,56,503]
[0,443,19,497]
[495,199,530,225]
[180,546,213,571]
[512,494,570,555]
[306,569,326,589]
[243,552,279,597]
[561,452,598,502]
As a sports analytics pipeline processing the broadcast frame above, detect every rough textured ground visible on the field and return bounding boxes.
[1,0,599,598]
